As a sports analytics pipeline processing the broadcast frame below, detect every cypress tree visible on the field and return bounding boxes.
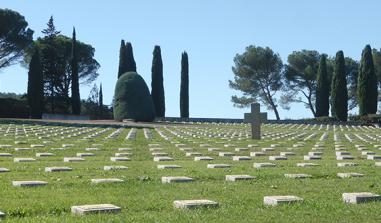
[358,45,377,115]
[180,51,189,118]
[125,42,136,72]
[27,49,44,119]
[315,54,329,117]
[99,83,103,107]
[151,45,165,117]
[330,51,348,121]
[71,27,81,114]
[117,40,127,78]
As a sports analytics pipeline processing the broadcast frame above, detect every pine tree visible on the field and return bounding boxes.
[151,45,165,117]
[315,54,329,117]
[125,42,136,72]
[27,49,44,119]
[180,51,189,118]
[117,40,127,78]
[358,45,377,115]
[71,27,81,114]
[41,16,60,39]
[330,51,348,121]
[99,83,103,107]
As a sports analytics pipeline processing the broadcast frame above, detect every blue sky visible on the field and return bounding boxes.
[1,0,381,119]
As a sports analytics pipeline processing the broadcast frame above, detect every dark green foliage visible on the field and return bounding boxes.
[71,27,81,114]
[27,49,44,118]
[114,72,155,122]
[26,17,99,113]
[99,83,103,107]
[373,48,381,90]
[229,45,284,120]
[346,58,359,111]
[358,45,377,115]
[0,97,29,118]
[284,50,321,117]
[117,40,127,78]
[180,51,189,118]
[330,51,348,121]
[151,45,165,117]
[0,8,34,69]
[315,54,329,117]
[125,42,137,72]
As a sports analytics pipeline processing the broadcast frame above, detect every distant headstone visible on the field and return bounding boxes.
[244,103,267,140]
[71,204,121,215]
[173,200,219,209]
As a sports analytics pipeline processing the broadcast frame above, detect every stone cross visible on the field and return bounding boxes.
[244,103,267,140]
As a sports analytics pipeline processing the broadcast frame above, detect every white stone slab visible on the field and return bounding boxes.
[173,200,219,209]
[342,192,381,204]
[157,165,182,169]
[45,167,72,172]
[337,173,364,178]
[15,148,31,151]
[269,156,287,161]
[235,148,248,152]
[336,151,351,156]
[0,167,10,172]
[336,155,354,160]
[0,153,12,157]
[337,162,358,167]
[30,144,45,148]
[194,156,214,161]
[225,175,254,181]
[250,152,266,157]
[0,211,4,218]
[262,148,275,152]
[280,152,295,156]
[361,151,376,155]
[71,204,121,215]
[207,148,220,152]
[154,156,174,162]
[232,156,251,161]
[14,158,36,162]
[12,180,48,187]
[64,157,85,162]
[91,178,124,184]
[304,155,321,160]
[186,152,202,157]
[110,157,130,162]
[308,151,323,156]
[218,152,235,157]
[85,148,100,151]
[162,176,193,183]
[151,152,168,157]
[104,166,128,171]
[207,164,231,169]
[263,196,303,206]
[367,155,381,160]
[36,153,54,157]
[297,163,319,167]
[253,162,276,168]
[284,174,312,179]
[76,153,95,157]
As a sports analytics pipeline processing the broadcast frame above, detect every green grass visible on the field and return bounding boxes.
[0,123,381,222]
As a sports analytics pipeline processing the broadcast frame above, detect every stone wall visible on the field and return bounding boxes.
[156,117,371,126]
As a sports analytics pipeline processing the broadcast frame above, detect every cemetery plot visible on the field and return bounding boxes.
[1,122,381,222]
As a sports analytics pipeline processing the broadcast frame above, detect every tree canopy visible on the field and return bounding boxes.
[284,50,321,117]
[0,8,33,70]
[229,45,285,120]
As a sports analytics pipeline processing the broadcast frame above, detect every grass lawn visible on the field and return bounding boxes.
[0,122,380,222]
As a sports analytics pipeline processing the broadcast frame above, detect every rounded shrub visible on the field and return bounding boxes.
[113,72,155,122]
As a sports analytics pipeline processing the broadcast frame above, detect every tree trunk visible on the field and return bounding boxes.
[307,95,316,117]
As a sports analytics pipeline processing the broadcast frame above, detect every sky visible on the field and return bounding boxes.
[1,0,381,119]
